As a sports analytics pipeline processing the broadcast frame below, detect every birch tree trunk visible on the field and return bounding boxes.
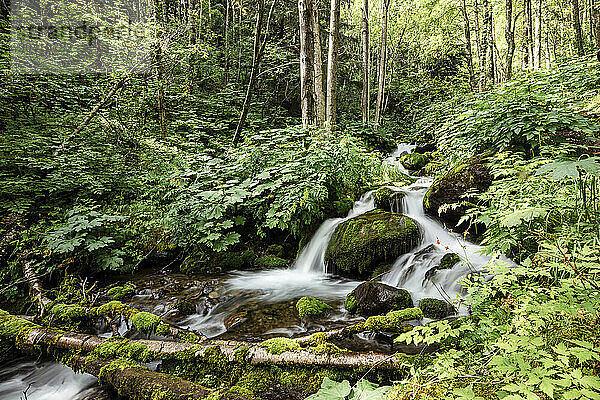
[375,0,390,125]
[312,0,326,127]
[299,0,317,127]
[326,0,341,127]
[361,0,370,123]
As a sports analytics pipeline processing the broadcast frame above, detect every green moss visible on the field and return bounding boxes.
[399,153,430,170]
[0,309,39,360]
[392,290,413,310]
[260,337,301,355]
[106,285,135,300]
[215,250,257,271]
[374,187,395,210]
[362,308,423,333]
[131,311,161,333]
[296,297,333,319]
[439,253,460,270]
[419,298,451,319]
[332,198,355,217]
[304,332,347,355]
[176,299,196,315]
[92,301,135,319]
[91,338,156,363]
[48,303,86,326]
[344,293,357,313]
[254,255,288,269]
[266,244,284,258]
[324,211,421,278]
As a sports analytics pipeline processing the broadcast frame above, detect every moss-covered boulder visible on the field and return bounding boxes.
[344,281,413,316]
[414,142,436,154]
[400,153,430,171]
[324,211,420,278]
[423,154,491,231]
[362,308,423,333]
[296,297,333,319]
[374,187,405,213]
[419,298,454,319]
[106,285,135,300]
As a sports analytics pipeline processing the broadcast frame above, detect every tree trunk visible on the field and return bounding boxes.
[1,311,403,371]
[461,0,476,90]
[299,0,317,127]
[326,0,341,127]
[361,0,370,123]
[479,0,489,91]
[232,0,266,146]
[523,0,533,69]
[375,0,390,125]
[572,0,585,55]
[224,0,230,86]
[312,0,326,127]
[488,2,496,83]
[505,0,516,80]
[533,0,542,68]
[154,0,167,139]
[592,0,600,53]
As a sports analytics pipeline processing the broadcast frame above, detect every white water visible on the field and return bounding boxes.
[0,359,97,400]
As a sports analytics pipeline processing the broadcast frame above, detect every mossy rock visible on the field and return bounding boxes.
[214,250,258,271]
[106,285,135,300]
[332,198,355,217]
[419,298,453,319]
[439,253,460,270]
[324,211,421,278]
[345,281,413,316]
[362,308,423,333]
[425,253,461,280]
[423,154,491,231]
[176,298,197,315]
[254,255,288,269]
[414,142,436,154]
[399,153,430,170]
[296,297,333,319]
[374,187,405,213]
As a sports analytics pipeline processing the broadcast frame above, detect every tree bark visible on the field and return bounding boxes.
[523,0,533,69]
[312,0,326,127]
[375,0,390,125]
[224,0,231,86]
[479,0,489,91]
[461,0,476,90]
[572,0,585,55]
[533,0,542,68]
[154,0,167,139]
[326,0,341,127]
[592,0,600,52]
[505,0,516,79]
[361,0,370,123]
[3,313,403,371]
[232,0,266,146]
[299,0,317,127]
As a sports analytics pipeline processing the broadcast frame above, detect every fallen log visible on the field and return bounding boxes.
[69,356,214,400]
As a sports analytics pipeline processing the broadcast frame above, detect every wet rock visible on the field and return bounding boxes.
[423,153,491,231]
[331,198,355,217]
[374,187,405,212]
[295,297,333,319]
[425,253,461,280]
[224,311,248,330]
[176,298,196,315]
[344,281,413,316]
[399,153,430,171]
[419,298,454,319]
[324,211,421,278]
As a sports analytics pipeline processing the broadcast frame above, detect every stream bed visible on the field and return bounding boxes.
[0,144,509,399]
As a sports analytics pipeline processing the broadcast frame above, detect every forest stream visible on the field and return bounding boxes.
[0,145,511,400]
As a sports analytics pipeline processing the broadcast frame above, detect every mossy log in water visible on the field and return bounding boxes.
[69,356,214,400]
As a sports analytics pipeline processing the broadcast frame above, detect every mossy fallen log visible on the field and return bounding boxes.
[68,356,214,400]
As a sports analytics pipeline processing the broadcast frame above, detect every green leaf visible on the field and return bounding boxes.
[305,377,352,400]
